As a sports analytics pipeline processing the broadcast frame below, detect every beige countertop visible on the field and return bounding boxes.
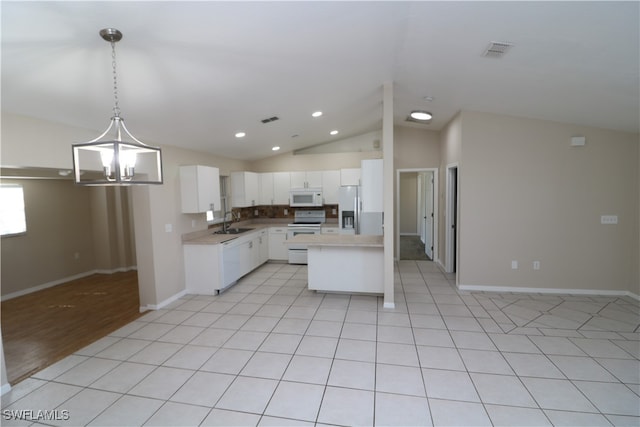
[183,219,341,245]
[182,223,270,245]
[284,234,383,247]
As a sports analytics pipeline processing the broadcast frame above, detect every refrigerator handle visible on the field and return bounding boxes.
[355,195,361,234]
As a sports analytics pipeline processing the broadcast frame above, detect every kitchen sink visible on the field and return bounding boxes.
[212,227,254,235]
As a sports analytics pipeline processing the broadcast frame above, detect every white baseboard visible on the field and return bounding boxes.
[399,233,420,236]
[435,259,447,273]
[458,283,640,300]
[1,382,11,396]
[1,266,137,302]
[140,289,188,312]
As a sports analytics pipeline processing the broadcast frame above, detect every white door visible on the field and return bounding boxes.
[424,172,434,260]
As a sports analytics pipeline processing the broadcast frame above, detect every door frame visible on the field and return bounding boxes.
[445,163,459,275]
[396,168,438,262]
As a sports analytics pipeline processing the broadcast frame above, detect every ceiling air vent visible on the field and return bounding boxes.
[482,41,513,58]
[261,116,280,124]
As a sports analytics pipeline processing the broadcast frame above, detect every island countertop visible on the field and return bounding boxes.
[284,234,383,247]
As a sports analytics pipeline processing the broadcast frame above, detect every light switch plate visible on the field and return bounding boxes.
[165,223,173,232]
[601,215,618,224]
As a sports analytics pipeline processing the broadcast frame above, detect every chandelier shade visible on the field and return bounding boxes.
[71,28,163,186]
[72,117,163,185]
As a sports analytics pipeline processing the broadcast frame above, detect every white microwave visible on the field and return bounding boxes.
[290,188,323,207]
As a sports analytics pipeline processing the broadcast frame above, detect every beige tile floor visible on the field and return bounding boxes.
[2,260,639,426]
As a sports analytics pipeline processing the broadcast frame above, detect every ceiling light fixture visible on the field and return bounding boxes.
[272,146,280,151]
[235,132,246,138]
[330,130,339,136]
[312,111,323,118]
[71,28,163,186]
[409,111,433,121]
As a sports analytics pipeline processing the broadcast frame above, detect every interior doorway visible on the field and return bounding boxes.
[446,164,458,274]
[396,168,438,261]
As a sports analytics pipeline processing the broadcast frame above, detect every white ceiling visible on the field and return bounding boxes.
[2,1,638,161]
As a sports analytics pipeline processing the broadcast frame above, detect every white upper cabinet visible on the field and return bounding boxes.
[230,171,259,207]
[259,173,274,205]
[180,165,221,213]
[361,159,383,212]
[291,171,322,188]
[322,170,340,204]
[273,172,291,204]
[340,168,361,186]
[259,172,290,205]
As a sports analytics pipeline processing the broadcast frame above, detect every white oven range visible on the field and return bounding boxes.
[287,210,325,264]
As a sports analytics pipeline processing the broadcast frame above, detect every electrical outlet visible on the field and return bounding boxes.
[511,260,518,270]
[533,261,540,270]
[284,208,288,216]
[165,223,172,233]
[74,252,80,260]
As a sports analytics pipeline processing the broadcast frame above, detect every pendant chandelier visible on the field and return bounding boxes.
[72,28,163,185]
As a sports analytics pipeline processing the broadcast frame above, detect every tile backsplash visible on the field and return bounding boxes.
[233,205,338,221]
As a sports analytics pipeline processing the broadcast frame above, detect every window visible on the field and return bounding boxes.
[0,184,27,236]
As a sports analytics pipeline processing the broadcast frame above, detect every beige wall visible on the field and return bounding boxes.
[249,151,378,172]
[458,111,639,294]
[399,173,418,234]
[0,179,137,298]
[394,127,440,170]
[1,113,98,170]
[91,187,136,272]
[1,178,96,296]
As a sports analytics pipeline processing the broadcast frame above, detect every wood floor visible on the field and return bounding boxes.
[1,271,145,385]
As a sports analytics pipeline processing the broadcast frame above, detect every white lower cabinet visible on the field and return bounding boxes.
[258,229,269,264]
[321,226,340,235]
[184,228,270,295]
[268,227,288,261]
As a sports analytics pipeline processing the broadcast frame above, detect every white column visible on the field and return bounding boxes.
[382,82,395,308]
[1,329,11,395]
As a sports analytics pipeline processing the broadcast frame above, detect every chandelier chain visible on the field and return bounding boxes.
[111,41,120,117]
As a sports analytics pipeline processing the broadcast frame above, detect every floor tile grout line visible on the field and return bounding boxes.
[5,260,639,425]
[398,261,437,427]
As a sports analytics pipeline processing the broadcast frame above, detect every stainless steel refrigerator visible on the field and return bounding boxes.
[338,185,383,235]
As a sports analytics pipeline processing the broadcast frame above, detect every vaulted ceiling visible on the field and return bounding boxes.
[2,1,638,161]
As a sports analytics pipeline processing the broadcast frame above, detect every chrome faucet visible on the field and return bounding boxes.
[222,210,240,232]
[220,197,241,233]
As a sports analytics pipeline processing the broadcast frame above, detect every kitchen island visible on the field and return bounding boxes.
[285,234,384,294]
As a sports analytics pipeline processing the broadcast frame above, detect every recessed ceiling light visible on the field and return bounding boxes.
[272,146,280,151]
[235,132,246,138]
[330,130,339,135]
[312,111,323,118]
[423,96,434,102]
[409,111,433,121]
